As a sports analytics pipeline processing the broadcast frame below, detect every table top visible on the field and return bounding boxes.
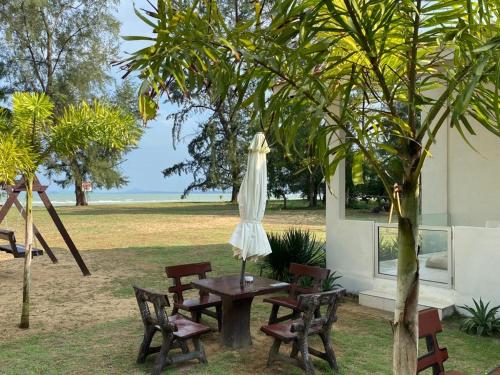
[191,274,289,301]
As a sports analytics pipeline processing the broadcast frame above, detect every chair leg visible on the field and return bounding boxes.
[137,325,156,363]
[216,305,222,332]
[180,340,190,354]
[190,310,201,323]
[268,304,280,324]
[290,341,299,359]
[267,338,282,367]
[193,336,208,364]
[299,339,315,375]
[319,332,338,370]
[152,332,172,375]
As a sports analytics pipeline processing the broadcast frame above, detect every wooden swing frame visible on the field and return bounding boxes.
[0,176,90,276]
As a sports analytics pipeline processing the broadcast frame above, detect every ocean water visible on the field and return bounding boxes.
[0,191,233,207]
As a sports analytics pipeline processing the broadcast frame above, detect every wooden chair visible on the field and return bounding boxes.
[417,308,464,375]
[133,285,211,375]
[165,262,222,331]
[261,288,345,375]
[264,263,330,324]
[0,229,43,258]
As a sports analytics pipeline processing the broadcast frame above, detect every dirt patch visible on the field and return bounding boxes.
[0,249,138,340]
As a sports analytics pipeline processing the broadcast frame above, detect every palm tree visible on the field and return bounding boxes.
[121,1,499,372]
[0,92,139,328]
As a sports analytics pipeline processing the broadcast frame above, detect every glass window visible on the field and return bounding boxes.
[377,225,450,285]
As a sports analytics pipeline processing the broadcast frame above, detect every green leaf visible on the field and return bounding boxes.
[352,151,364,186]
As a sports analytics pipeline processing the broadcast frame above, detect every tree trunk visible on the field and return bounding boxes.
[283,194,287,209]
[75,181,88,206]
[228,134,240,204]
[231,184,238,203]
[308,173,316,208]
[20,176,34,329]
[313,182,318,207]
[392,181,419,374]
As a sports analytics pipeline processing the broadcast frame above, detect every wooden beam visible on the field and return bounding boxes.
[1,186,58,263]
[2,176,91,276]
[0,190,17,224]
[11,181,47,193]
[37,190,91,276]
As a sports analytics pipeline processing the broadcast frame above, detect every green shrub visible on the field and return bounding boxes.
[298,271,343,291]
[322,271,343,291]
[459,298,500,336]
[261,228,326,282]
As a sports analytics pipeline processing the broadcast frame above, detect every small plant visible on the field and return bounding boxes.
[322,272,343,291]
[261,228,326,282]
[298,272,343,291]
[459,298,500,337]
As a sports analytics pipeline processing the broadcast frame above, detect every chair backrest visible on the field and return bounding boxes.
[0,229,19,255]
[165,262,213,301]
[292,288,345,337]
[288,263,330,297]
[133,285,175,332]
[417,308,449,374]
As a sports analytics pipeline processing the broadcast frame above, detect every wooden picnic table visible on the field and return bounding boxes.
[191,274,289,349]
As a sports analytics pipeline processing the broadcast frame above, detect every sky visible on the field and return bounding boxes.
[40,0,198,194]
[110,1,195,193]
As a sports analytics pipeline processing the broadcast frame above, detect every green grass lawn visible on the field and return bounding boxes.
[0,202,498,374]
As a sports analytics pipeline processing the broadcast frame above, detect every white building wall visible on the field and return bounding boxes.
[326,217,375,293]
[447,126,500,227]
[421,86,450,226]
[453,226,500,308]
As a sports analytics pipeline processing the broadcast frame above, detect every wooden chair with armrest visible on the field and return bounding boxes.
[263,263,330,324]
[417,308,464,375]
[133,285,211,375]
[165,262,222,331]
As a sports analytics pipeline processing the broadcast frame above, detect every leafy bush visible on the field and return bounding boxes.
[298,271,342,291]
[261,228,326,282]
[322,272,343,291]
[459,298,500,336]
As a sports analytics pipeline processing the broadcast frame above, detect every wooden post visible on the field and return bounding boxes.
[0,189,17,223]
[37,190,90,276]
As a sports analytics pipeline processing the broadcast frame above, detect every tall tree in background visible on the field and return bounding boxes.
[0,61,12,104]
[0,0,142,205]
[163,92,252,202]
[123,1,500,372]
[124,1,258,202]
[0,0,119,111]
[268,133,325,208]
[46,81,143,205]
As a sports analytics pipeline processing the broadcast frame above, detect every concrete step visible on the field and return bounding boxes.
[359,289,455,319]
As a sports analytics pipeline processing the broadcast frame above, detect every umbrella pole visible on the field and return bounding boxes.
[240,260,246,288]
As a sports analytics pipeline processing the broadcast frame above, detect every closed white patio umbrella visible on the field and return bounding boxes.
[229,132,272,286]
